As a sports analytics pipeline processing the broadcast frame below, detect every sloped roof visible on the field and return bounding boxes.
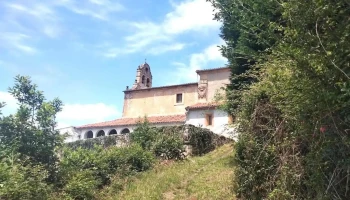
[77,114,186,129]
[124,82,197,92]
[186,102,220,110]
[196,67,229,73]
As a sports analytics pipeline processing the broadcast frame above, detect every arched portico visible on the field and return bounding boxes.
[96,130,105,137]
[85,131,93,139]
[108,129,117,135]
[121,128,130,134]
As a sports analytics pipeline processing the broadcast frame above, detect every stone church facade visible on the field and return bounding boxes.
[60,63,235,142]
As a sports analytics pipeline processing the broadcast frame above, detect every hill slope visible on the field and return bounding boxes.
[101,143,235,200]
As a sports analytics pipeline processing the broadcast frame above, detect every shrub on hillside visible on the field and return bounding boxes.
[58,144,154,189]
[0,158,52,200]
[131,119,228,158]
[153,130,185,160]
[187,125,217,155]
[62,170,99,200]
[100,144,155,173]
[130,118,159,150]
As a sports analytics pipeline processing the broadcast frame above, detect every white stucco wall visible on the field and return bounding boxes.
[186,108,237,139]
[58,126,81,143]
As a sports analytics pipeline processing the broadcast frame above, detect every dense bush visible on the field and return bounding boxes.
[59,144,154,188]
[130,118,159,151]
[130,119,185,160]
[187,125,218,155]
[131,119,229,159]
[211,0,350,199]
[153,128,185,160]
[61,170,99,200]
[0,158,52,200]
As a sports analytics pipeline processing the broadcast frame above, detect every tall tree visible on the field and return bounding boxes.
[209,0,284,113]
[210,0,350,199]
[0,75,63,180]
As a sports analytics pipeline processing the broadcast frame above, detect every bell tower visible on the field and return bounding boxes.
[132,62,152,89]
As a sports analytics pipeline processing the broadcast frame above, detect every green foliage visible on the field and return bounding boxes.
[0,102,4,116]
[130,117,159,150]
[131,119,185,160]
[59,145,154,189]
[0,157,52,200]
[0,75,63,180]
[131,119,228,159]
[65,134,127,150]
[187,125,218,155]
[153,128,184,160]
[209,0,284,113]
[62,170,99,200]
[211,0,350,199]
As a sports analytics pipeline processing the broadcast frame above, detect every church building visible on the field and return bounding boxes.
[59,62,235,142]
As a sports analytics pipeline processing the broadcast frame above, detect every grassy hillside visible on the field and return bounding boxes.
[99,143,235,200]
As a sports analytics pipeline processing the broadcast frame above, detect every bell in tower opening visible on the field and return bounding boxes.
[132,62,153,89]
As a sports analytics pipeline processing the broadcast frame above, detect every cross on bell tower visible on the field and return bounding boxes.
[132,61,153,89]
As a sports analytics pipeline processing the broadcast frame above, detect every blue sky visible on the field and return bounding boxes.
[0,0,227,128]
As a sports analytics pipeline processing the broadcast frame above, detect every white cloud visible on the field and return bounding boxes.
[57,103,120,128]
[6,3,56,19]
[5,2,62,38]
[55,0,124,20]
[0,0,124,54]
[0,33,37,54]
[147,43,187,55]
[0,91,119,128]
[43,26,62,38]
[203,43,227,61]
[169,42,227,84]
[101,0,220,57]
[0,92,18,114]
[0,1,64,54]
[164,0,220,34]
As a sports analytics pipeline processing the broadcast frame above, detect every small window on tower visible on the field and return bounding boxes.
[146,78,150,87]
[176,93,183,103]
[145,67,149,73]
[142,75,145,84]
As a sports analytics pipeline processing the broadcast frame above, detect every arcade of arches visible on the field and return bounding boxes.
[83,128,130,139]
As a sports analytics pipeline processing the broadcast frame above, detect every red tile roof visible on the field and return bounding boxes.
[77,114,186,129]
[196,67,230,73]
[124,82,197,92]
[186,102,220,110]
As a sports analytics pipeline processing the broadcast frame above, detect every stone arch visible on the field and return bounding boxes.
[85,131,93,139]
[121,128,130,134]
[108,129,117,135]
[96,130,105,137]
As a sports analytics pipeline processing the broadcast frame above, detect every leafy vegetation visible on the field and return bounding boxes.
[210,0,350,199]
[54,145,154,199]
[131,120,229,159]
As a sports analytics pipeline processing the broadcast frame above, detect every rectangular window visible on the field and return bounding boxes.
[176,93,183,103]
[206,114,213,126]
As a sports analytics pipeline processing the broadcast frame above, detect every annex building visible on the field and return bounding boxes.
[60,62,235,142]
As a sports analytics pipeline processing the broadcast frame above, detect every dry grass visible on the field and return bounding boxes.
[98,143,235,200]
